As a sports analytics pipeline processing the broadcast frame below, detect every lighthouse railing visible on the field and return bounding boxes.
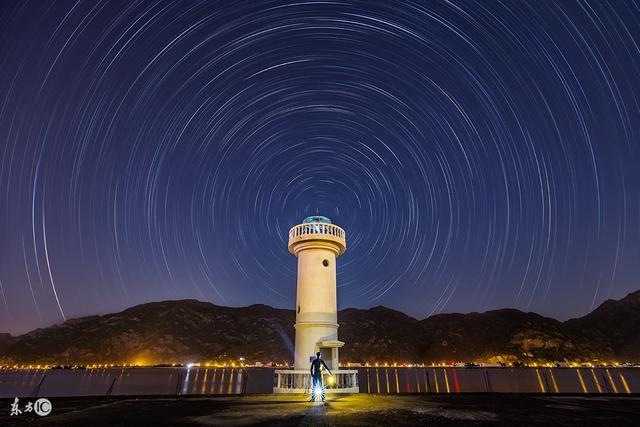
[288,222,346,251]
[273,369,359,393]
[289,223,345,239]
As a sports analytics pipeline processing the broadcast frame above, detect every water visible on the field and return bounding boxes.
[1,366,637,397]
[0,367,246,398]
[359,366,639,394]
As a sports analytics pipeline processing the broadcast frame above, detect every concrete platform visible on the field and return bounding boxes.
[1,393,639,426]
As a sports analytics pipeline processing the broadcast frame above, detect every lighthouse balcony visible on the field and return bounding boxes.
[288,222,346,255]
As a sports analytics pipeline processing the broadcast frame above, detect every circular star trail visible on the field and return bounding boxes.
[1,0,639,333]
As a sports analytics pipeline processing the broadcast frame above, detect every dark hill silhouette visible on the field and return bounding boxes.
[564,290,640,361]
[419,309,578,362]
[0,333,15,354]
[1,290,639,364]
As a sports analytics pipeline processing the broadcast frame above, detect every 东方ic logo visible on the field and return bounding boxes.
[9,397,52,417]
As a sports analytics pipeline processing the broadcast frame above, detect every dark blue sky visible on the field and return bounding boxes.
[1,0,639,334]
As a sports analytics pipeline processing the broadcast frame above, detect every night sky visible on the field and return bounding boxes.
[1,1,639,334]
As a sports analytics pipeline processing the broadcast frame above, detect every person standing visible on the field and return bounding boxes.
[310,352,332,401]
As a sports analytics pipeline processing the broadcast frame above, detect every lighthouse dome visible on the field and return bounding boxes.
[302,215,332,224]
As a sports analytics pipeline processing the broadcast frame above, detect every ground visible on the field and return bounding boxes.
[1,394,639,426]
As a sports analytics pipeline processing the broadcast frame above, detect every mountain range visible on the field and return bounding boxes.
[1,290,638,364]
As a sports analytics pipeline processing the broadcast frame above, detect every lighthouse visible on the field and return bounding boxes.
[273,215,358,393]
[289,216,346,370]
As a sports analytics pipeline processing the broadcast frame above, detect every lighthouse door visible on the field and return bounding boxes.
[318,347,339,370]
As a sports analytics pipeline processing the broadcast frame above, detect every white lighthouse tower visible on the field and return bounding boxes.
[273,216,358,393]
[290,215,346,370]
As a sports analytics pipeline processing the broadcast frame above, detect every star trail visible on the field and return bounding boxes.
[1,0,639,334]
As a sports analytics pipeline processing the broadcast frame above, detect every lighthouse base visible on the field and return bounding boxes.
[272,370,359,394]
